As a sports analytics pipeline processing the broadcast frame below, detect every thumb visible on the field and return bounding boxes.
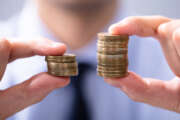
[0,73,70,119]
[104,72,180,113]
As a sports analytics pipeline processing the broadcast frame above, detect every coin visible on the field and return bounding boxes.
[97,43,128,48]
[98,53,127,58]
[98,47,127,51]
[48,69,78,74]
[97,71,127,75]
[47,62,78,68]
[98,40,128,45]
[98,33,129,41]
[98,56,128,61]
[98,51,128,55]
[45,54,76,63]
[97,71,128,78]
[97,32,129,78]
[98,60,128,65]
[97,66,128,71]
[49,71,78,77]
[97,47,128,54]
[47,62,78,74]
[99,38,129,42]
[98,63,128,68]
[98,68,128,72]
[98,68,127,72]
[46,54,78,77]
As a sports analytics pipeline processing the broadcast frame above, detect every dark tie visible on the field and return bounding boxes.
[69,62,93,120]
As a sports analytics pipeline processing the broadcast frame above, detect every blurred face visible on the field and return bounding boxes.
[46,0,113,10]
[47,0,112,4]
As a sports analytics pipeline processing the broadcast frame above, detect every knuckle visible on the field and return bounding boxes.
[0,38,11,51]
[173,29,180,42]
[158,23,169,36]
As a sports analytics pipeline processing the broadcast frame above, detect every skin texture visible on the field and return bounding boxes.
[0,38,70,119]
[106,16,180,113]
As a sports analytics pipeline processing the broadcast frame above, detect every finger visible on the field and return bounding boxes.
[157,21,180,76]
[158,20,180,40]
[0,73,70,119]
[8,37,66,62]
[104,72,180,113]
[0,39,11,79]
[108,16,171,37]
[108,16,180,77]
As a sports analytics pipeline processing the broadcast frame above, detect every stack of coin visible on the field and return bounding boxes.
[45,54,78,76]
[97,33,129,78]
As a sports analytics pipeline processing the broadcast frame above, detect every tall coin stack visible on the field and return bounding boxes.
[97,33,129,78]
[45,54,78,76]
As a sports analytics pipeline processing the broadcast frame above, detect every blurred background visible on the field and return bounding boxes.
[0,0,25,20]
[0,0,180,20]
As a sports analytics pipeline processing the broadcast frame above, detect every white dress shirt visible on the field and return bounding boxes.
[0,1,180,120]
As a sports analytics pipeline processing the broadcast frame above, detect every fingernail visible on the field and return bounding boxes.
[108,24,118,34]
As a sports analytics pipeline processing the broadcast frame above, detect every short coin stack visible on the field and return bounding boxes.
[45,54,78,76]
[97,33,129,78]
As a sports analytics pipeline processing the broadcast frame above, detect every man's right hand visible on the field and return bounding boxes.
[0,37,70,119]
[105,16,180,113]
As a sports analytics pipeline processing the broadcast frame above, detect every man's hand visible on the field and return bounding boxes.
[0,38,70,119]
[105,16,180,113]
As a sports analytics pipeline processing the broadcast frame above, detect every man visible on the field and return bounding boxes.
[0,0,180,120]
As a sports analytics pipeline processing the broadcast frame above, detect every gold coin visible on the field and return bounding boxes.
[98,64,128,67]
[97,69,127,74]
[97,71,128,78]
[47,62,78,68]
[98,58,128,64]
[98,40,129,45]
[98,33,129,41]
[48,70,78,77]
[98,53,127,58]
[97,70,128,74]
[98,47,127,51]
[47,63,77,73]
[99,38,129,42]
[48,69,78,74]
[97,43,128,48]
[98,62,128,67]
[97,32,129,78]
[97,66,128,71]
[97,71,127,74]
[46,54,76,63]
[97,60,128,65]
[98,51,128,55]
